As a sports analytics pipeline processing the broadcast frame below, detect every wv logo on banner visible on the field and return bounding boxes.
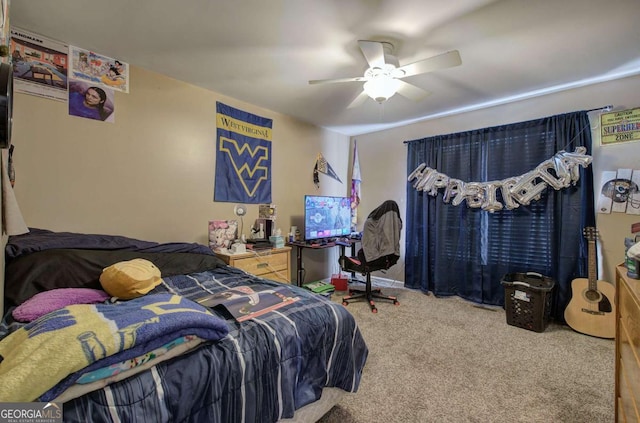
[214,102,272,203]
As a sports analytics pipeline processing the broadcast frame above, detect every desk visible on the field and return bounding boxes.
[288,238,361,286]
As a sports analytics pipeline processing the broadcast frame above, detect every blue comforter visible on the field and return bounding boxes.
[1,230,369,422]
[63,266,368,422]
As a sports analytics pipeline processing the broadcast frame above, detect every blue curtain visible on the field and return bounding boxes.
[405,111,595,320]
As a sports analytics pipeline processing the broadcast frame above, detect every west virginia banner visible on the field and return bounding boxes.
[214,102,272,203]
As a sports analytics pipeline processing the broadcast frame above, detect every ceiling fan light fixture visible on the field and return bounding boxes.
[363,76,401,103]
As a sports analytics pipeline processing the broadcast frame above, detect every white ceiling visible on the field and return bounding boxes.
[10,0,640,136]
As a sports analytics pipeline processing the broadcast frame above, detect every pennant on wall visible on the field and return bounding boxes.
[313,153,342,188]
[350,140,361,231]
[214,102,272,203]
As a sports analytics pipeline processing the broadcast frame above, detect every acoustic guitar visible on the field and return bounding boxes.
[564,227,616,338]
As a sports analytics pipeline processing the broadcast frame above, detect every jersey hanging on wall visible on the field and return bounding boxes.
[214,102,272,203]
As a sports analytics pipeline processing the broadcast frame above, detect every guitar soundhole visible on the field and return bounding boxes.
[584,289,601,302]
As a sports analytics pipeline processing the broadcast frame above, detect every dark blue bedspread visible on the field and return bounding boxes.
[2,230,368,422]
[61,265,368,422]
[6,228,213,259]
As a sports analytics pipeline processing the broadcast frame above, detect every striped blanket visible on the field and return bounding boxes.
[0,260,368,422]
[0,293,229,402]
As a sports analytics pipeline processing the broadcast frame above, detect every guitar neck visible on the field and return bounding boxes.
[588,239,597,291]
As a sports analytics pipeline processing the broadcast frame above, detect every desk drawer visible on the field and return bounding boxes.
[619,360,640,422]
[233,253,289,277]
[620,281,640,368]
[259,271,290,284]
[617,268,640,423]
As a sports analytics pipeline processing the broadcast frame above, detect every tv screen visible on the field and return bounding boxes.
[304,195,352,242]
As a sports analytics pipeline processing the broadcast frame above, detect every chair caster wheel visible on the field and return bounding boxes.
[342,301,348,306]
[372,308,378,313]
[393,300,400,306]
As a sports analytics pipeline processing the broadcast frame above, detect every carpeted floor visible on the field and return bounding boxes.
[318,287,614,423]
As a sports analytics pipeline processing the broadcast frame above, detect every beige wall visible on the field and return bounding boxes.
[351,74,640,285]
[11,66,350,284]
[591,105,640,283]
[9,65,640,290]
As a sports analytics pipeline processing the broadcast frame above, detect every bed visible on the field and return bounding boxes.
[0,228,368,422]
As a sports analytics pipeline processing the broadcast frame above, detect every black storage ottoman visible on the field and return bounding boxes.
[501,272,555,333]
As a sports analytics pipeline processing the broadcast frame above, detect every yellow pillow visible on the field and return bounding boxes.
[99,259,162,299]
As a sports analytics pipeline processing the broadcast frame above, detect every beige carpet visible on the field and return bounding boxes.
[318,287,614,423]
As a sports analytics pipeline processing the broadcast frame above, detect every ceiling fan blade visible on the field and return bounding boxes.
[309,76,365,85]
[396,80,431,102]
[347,90,369,109]
[358,40,386,69]
[396,50,462,78]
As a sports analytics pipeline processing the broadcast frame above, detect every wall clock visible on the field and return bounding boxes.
[0,62,12,148]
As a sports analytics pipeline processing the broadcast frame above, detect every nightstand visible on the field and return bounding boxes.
[215,247,291,284]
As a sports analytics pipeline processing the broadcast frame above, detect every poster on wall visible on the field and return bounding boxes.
[214,102,272,204]
[597,169,640,215]
[0,0,9,58]
[68,80,115,123]
[600,107,640,145]
[10,27,69,102]
[68,45,129,93]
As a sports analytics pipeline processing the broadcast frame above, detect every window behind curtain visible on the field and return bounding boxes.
[405,111,594,320]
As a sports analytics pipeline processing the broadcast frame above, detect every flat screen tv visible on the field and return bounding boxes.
[304,195,351,242]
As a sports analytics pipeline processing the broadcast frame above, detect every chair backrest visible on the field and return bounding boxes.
[360,200,402,267]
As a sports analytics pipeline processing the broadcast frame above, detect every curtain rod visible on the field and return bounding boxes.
[587,105,613,112]
[403,106,615,144]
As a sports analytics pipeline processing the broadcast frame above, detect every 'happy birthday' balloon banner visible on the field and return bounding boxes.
[407,147,592,213]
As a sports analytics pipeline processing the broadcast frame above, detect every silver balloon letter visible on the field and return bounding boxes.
[510,171,547,205]
[501,177,520,210]
[536,159,569,190]
[482,182,504,213]
[408,163,427,182]
[464,183,485,208]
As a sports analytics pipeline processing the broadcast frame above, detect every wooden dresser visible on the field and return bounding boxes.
[215,247,291,284]
[616,264,640,422]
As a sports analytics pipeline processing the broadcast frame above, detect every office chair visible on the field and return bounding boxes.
[339,200,402,313]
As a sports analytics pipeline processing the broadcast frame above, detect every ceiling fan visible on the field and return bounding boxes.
[309,40,462,108]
